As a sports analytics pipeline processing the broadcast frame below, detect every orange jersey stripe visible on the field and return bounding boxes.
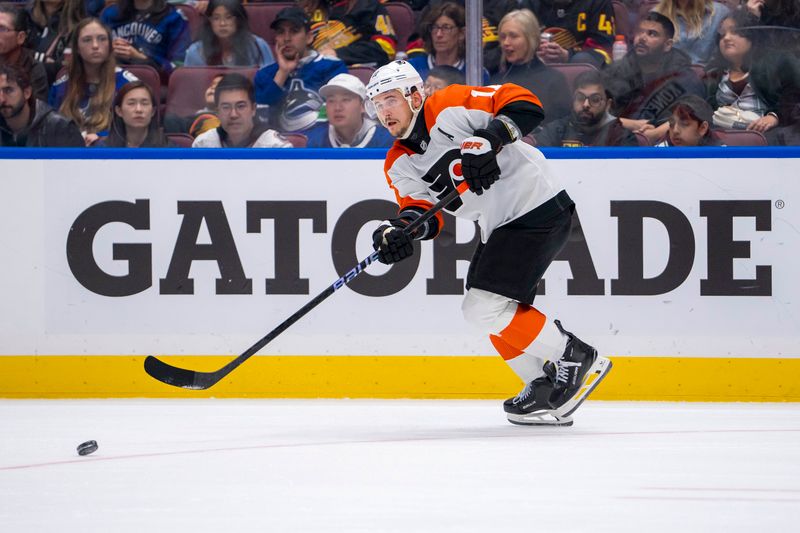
[423,83,543,129]
[497,304,546,354]
[489,334,523,361]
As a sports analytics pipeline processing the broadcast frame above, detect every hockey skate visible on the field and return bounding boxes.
[503,361,574,426]
[504,321,612,426]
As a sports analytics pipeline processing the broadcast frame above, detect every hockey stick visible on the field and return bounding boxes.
[144,185,465,390]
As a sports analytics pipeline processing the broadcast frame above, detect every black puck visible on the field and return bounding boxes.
[77,440,98,456]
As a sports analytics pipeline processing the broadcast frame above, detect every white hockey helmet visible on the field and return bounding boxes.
[365,60,424,102]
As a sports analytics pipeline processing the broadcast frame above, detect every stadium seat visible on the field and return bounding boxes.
[123,64,162,103]
[167,133,195,147]
[612,1,631,42]
[166,67,257,118]
[634,131,651,146]
[176,4,203,41]
[245,2,294,47]
[714,129,768,146]
[347,66,375,85]
[385,2,416,52]
[283,133,308,148]
[548,63,598,91]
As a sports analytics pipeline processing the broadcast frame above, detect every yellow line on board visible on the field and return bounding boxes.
[0,356,798,401]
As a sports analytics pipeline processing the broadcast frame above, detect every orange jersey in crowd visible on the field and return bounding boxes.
[383,83,567,242]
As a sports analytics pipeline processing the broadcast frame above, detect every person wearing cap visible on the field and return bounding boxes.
[253,6,346,133]
[654,94,720,146]
[305,72,392,148]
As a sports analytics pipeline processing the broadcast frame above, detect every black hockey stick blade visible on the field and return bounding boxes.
[144,186,464,390]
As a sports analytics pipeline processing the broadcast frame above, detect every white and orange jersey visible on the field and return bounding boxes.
[383,83,568,242]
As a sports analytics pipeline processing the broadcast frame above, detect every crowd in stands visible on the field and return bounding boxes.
[1,0,799,148]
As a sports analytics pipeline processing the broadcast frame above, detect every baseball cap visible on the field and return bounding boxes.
[671,95,713,124]
[269,6,311,30]
[319,73,367,101]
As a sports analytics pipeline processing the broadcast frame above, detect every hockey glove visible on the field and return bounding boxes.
[460,128,502,196]
[372,223,414,264]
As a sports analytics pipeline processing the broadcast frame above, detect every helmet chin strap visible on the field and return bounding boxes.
[398,91,423,140]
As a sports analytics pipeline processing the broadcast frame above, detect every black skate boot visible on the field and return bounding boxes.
[503,362,574,426]
[548,320,613,419]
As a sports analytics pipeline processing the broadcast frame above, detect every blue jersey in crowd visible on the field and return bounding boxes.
[101,6,190,76]
[254,51,347,132]
[48,68,139,113]
[305,119,394,148]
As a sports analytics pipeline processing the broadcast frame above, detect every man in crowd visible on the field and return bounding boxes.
[535,70,637,147]
[0,64,83,147]
[193,73,292,148]
[305,72,393,148]
[602,12,704,144]
[0,5,49,101]
[254,6,346,133]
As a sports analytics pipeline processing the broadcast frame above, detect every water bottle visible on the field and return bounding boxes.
[612,34,628,62]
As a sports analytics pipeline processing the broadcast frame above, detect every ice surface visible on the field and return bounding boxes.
[1,400,798,532]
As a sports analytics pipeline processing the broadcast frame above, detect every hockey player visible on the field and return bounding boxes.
[366,60,612,425]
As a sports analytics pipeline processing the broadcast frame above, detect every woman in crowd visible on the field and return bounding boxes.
[489,9,570,124]
[184,0,274,67]
[26,0,85,83]
[105,80,170,147]
[654,0,730,66]
[706,9,800,134]
[100,0,190,80]
[49,18,138,146]
[407,2,489,84]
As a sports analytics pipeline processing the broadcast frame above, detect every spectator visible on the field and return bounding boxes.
[423,65,465,97]
[26,0,86,84]
[164,73,222,136]
[490,9,571,124]
[193,73,292,147]
[706,9,800,134]
[745,0,800,51]
[654,0,730,66]
[305,72,392,147]
[654,94,719,146]
[104,80,170,147]
[602,12,705,144]
[766,103,800,146]
[184,0,274,68]
[407,2,489,85]
[535,69,638,147]
[101,0,190,80]
[0,5,49,101]
[49,18,138,146]
[0,63,83,146]
[254,6,346,133]
[301,0,397,67]
[531,0,617,68]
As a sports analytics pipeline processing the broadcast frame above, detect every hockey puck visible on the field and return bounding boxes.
[77,440,98,456]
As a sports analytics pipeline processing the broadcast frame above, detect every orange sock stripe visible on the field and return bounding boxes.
[489,334,523,361]
[498,305,546,354]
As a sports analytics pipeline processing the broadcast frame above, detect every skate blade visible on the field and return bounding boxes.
[553,356,613,419]
[507,412,574,427]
